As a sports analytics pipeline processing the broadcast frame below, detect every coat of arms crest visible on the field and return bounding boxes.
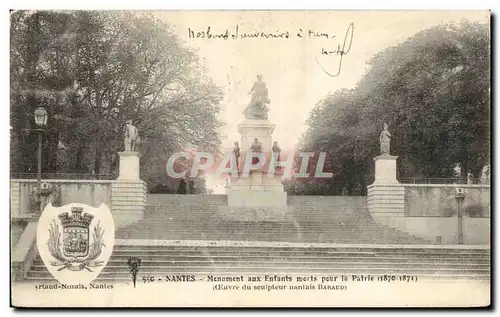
[47,206,106,272]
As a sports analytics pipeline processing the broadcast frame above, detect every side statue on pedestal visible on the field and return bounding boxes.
[380,123,391,155]
[124,119,140,152]
[244,75,270,120]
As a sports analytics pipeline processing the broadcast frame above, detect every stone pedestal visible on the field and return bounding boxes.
[219,118,288,222]
[368,155,405,230]
[111,181,147,229]
[112,151,146,229]
[373,155,399,184]
[228,172,287,207]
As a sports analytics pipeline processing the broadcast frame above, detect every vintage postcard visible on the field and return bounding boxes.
[10,10,491,307]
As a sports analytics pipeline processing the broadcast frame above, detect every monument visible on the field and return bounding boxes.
[219,75,288,222]
[112,119,146,228]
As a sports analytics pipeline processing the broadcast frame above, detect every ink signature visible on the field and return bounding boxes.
[315,23,354,77]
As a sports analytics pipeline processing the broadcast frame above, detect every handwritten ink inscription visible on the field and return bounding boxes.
[187,23,355,77]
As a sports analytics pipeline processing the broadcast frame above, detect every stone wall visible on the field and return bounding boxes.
[10,178,147,280]
[10,180,491,246]
[401,184,490,245]
[147,194,366,207]
[367,184,405,218]
[146,194,227,220]
[147,193,227,207]
[10,181,20,217]
[11,179,147,230]
[367,182,491,245]
[111,181,147,228]
[11,220,26,247]
[403,217,490,245]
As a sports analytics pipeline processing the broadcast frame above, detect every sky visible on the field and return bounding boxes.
[152,11,489,193]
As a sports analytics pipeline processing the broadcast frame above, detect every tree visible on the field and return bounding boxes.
[297,21,490,195]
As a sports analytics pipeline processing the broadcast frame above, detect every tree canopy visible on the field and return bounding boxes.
[292,21,490,195]
[10,11,223,191]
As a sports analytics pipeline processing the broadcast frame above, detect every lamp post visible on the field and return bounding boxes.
[34,107,48,213]
[455,188,466,245]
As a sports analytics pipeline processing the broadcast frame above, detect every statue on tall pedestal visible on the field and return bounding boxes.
[272,141,281,161]
[124,119,140,152]
[244,75,271,120]
[379,123,391,155]
[271,141,281,168]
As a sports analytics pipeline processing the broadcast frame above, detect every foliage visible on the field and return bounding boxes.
[48,219,106,271]
[294,21,490,195]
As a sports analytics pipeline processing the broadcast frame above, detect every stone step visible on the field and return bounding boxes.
[115,225,424,232]
[114,238,424,245]
[116,231,424,238]
[120,221,385,225]
[34,245,489,254]
[144,207,369,210]
[143,208,370,216]
[24,274,491,282]
[139,212,371,217]
[116,228,423,235]
[116,230,427,238]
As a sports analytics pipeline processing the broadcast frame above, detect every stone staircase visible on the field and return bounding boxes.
[25,242,490,281]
